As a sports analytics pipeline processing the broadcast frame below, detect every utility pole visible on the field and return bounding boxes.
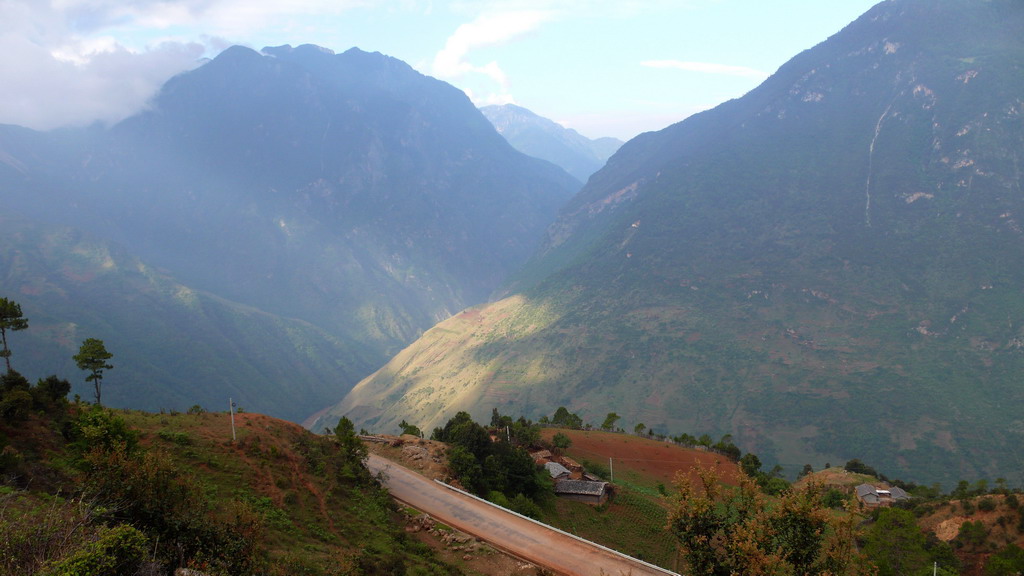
[229,398,236,442]
[609,457,614,482]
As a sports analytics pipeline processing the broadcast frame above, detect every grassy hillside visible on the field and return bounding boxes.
[0,402,460,575]
[538,429,741,571]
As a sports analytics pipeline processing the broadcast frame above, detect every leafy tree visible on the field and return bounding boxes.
[552,432,572,451]
[508,416,540,446]
[1005,493,1019,509]
[1,369,30,395]
[822,488,848,509]
[399,419,423,437]
[0,297,28,373]
[600,412,620,431]
[862,508,930,576]
[447,445,484,493]
[668,464,869,576]
[500,442,546,500]
[334,416,367,467]
[490,407,513,428]
[550,406,583,429]
[634,422,646,435]
[956,520,988,549]
[33,375,71,407]
[951,480,971,500]
[985,543,1024,576]
[436,412,549,502]
[433,411,491,459]
[925,534,961,575]
[712,434,741,460]
[0,388,32,420]
[799,464,815,478]
[673,433,697,446]
[739,453,762,477]
[73,338,113,405]
[844,458,879,477]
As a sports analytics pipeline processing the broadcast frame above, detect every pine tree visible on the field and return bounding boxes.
[0,297,29,373]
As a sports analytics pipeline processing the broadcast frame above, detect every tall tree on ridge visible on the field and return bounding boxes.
[0,297,29,373]
[74,338,114,405]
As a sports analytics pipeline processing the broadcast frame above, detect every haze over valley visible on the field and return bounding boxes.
[3,0,1024,492]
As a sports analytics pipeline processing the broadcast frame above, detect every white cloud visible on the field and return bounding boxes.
[432,10,552,102]
[47,0,376,35]
[449,0,687,18]
[0,36,206,130]
[641,59,768,78]
[0,0,386,130]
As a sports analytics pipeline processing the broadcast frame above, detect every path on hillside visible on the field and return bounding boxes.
[367,454,678,576]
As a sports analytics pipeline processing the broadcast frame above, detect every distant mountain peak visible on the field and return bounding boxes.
[481,103,623,182]
[0,42,579,422]
[261,43,337,58]
[210,44,263,64]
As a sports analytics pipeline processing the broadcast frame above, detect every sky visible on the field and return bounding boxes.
[0,0,882,141]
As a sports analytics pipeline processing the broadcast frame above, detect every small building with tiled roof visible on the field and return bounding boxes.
[554,480,611,505]
[530,449,552,464]
[545,461,571,481]
[560,456,582,471]
[855,483,911,508]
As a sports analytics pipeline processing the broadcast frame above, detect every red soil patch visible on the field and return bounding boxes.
[543,429,741,488]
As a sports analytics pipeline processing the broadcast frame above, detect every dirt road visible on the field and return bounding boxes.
[367,454,678,576]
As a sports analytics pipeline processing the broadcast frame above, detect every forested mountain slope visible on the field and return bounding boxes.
[324,0,1024,487]
[0,44,579,417]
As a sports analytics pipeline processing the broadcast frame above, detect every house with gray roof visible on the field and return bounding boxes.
[554,480,611,505]
[544,461,571,481]
[855,483,911,508]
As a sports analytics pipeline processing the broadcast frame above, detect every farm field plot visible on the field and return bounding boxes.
[535,429,742,571]
[542,428,742,491]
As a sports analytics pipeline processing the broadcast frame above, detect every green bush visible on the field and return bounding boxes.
[962,500,976,516]
[1004,493,1019,510]
[986,543,1024,576]
[488,491,511,508]
[552,432,572,451]
[822,488,848,509]
[509,493,541,519]
[69,407,138,455]
[32,375,71,408]
[957,520,988,548]
[157,429,193,446]
[42,524,149,576]
[0,389,32,420]
[82,439,266,572]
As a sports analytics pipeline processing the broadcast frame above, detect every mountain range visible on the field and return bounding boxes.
[481,104,623,182]
[0,44,579,419]
[319,0,1024,487]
